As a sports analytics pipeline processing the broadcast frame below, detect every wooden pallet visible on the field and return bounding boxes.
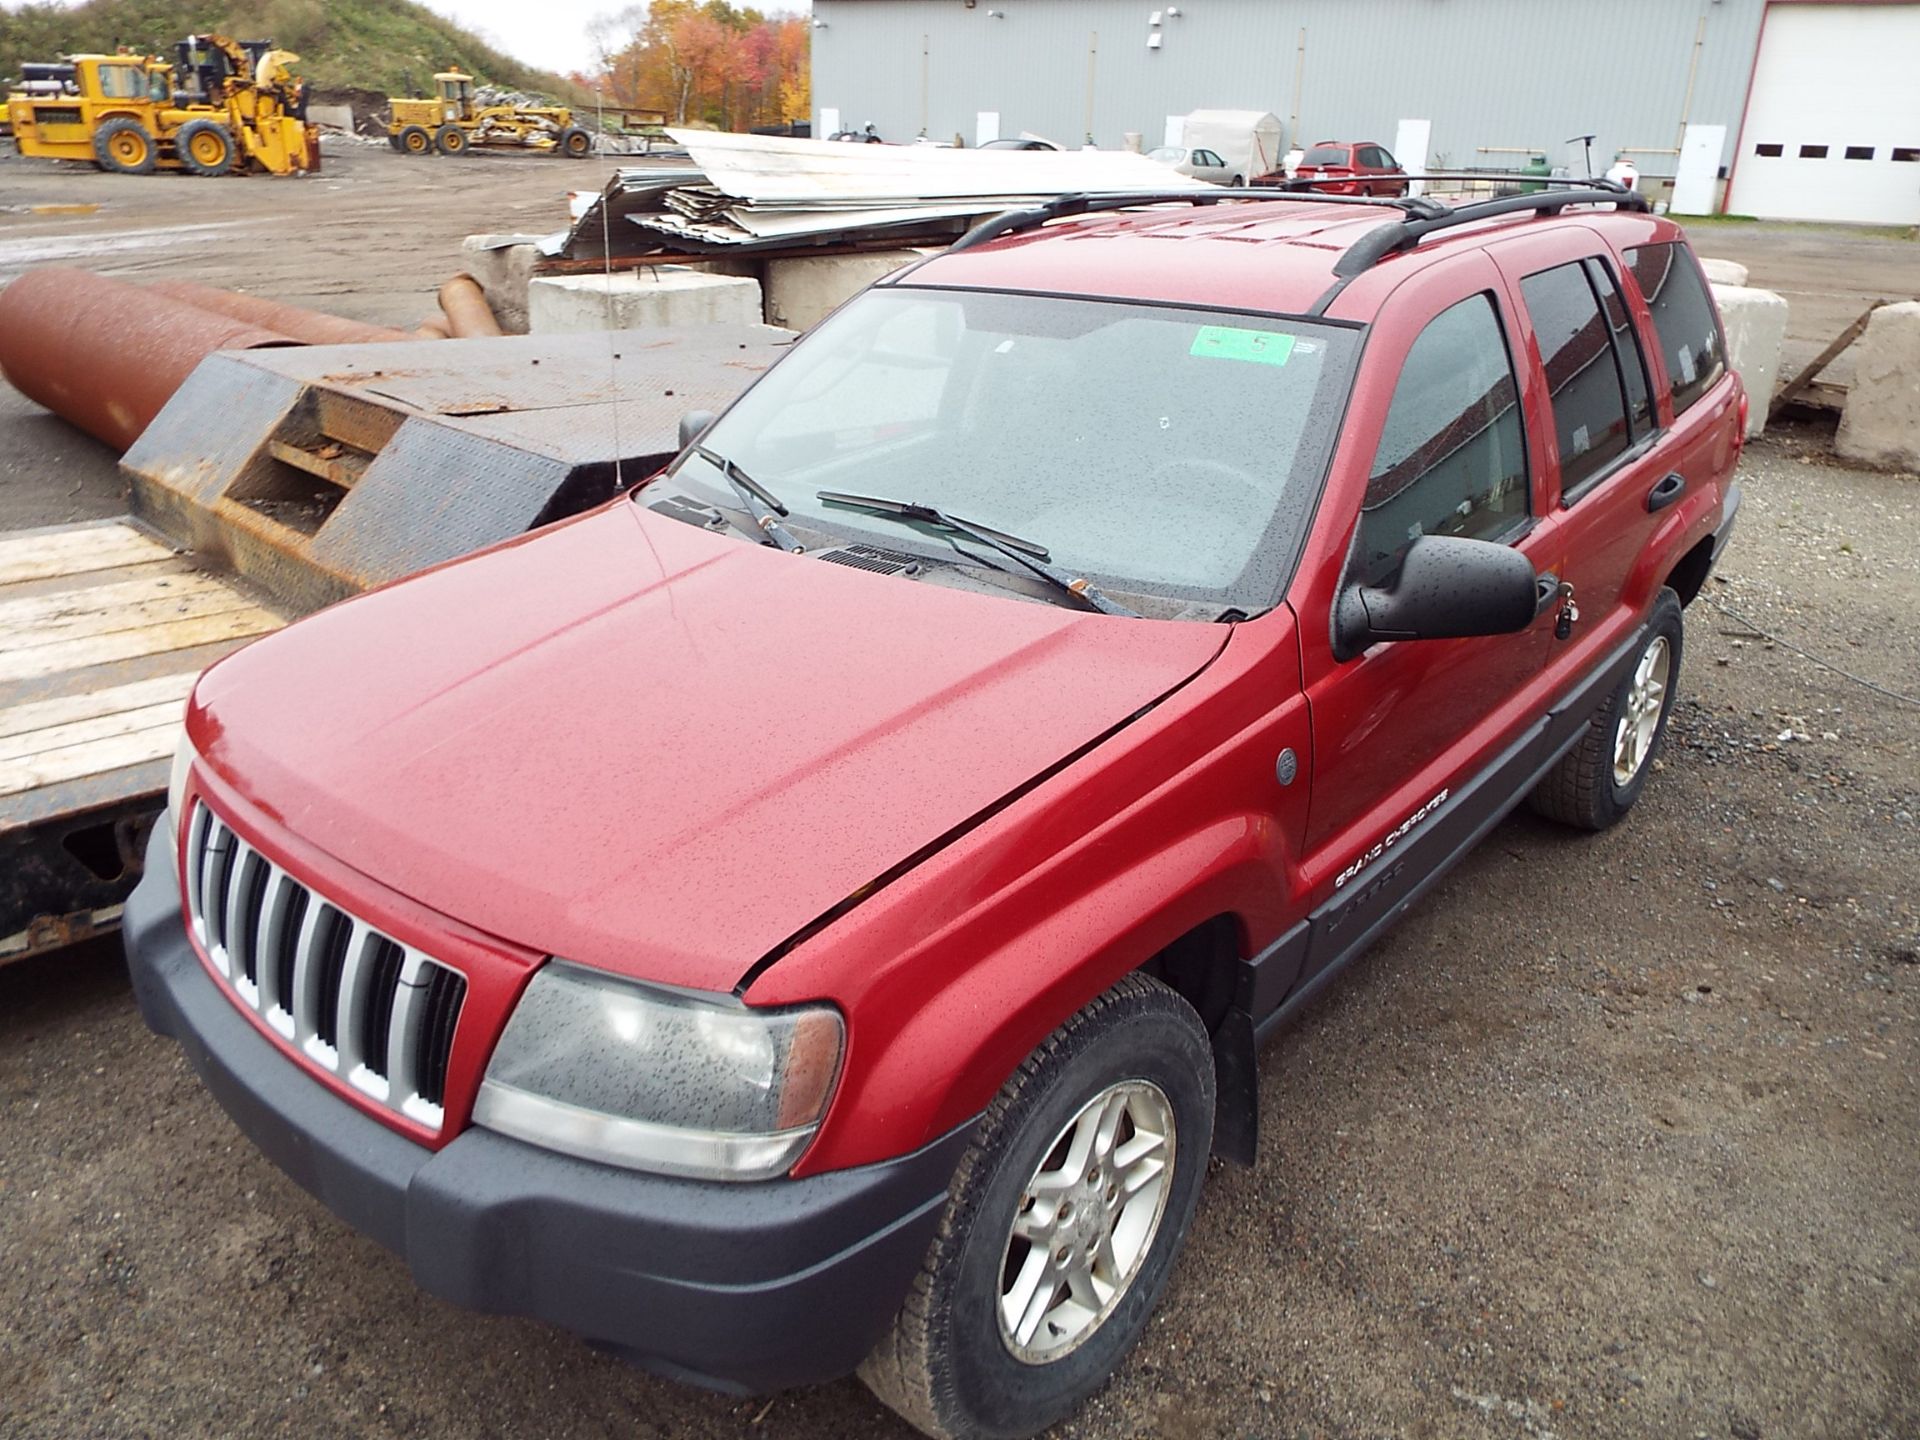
[0,518,284,962]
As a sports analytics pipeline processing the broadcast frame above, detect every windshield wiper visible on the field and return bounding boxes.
[817,491,1139,617]
[693,445,804,554]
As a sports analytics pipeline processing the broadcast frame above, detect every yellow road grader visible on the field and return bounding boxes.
[387,66,592,158]
[5,34,316,176]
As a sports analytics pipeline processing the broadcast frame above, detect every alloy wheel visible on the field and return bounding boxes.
[1612,634,1671,787]
[997,1079,1175,1363]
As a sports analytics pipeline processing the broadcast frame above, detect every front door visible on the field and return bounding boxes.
[1290,251,1563,973]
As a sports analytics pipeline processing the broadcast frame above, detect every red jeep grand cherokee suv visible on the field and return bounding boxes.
[126,184,1742,1439]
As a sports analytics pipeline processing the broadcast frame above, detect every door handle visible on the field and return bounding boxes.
[1534,571,1561,617]
[1646,472,1687,513]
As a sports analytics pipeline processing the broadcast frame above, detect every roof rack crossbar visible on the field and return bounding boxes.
[1307,185,1651,315]
[947,185,1450,253]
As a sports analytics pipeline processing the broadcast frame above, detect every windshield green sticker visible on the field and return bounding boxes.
[1190,326,1296,366]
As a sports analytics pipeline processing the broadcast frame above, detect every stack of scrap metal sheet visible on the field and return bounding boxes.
[552,130,1207,260]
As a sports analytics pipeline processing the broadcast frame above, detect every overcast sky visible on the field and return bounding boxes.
[423,1,808,78]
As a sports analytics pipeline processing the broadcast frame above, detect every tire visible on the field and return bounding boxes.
[398,124,432,156]
[93,116,157,175]
[435,123,469,156]
[558,125,592,159]
[1530,587,1684,831]
[387,132,403,151]
[175,119,234,177]
[860,973,1215,1440]
[1230,174,1243,187]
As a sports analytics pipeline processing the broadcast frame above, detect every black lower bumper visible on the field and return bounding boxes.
[123,823,969,1395]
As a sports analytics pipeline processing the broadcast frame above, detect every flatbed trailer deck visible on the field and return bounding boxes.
[0,518,282,962]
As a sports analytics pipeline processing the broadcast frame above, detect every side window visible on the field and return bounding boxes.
[1363,146,1394,169]
[98,65,143,99]
[1195,149,1223,168]
[1587,257,1652,438]
[1624,243,1726,416]
[1519,262,1631,499]
[1359,293,1530,588]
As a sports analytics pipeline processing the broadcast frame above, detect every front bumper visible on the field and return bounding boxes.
[124,822,969,1395]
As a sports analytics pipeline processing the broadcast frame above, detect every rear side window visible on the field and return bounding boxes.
[1359,293,1529,587]
[1624,243,1726,416]
[1302,145,1350,167]
[1588,258,1653,437]
[1520,262,1631,498]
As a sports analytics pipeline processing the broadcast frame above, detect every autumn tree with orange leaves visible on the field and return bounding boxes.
[589,2,810,131]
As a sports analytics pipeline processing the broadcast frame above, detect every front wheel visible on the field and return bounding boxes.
[558,125,592,158]
[93,116,157,175]
[1530,587,1684,830]
[860,973,1214,1439]
[175,119,234,177]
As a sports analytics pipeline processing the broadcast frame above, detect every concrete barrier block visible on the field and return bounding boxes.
[1711,283,1788,436]
[1836,300,1920,473]
[460,235,542,334]
[765,249,937,331]
[306,103,355,132]
[528,268,764,334]
[1697,256,1749,287]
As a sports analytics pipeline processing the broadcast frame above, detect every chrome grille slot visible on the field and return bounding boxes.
[183,801,466,1134]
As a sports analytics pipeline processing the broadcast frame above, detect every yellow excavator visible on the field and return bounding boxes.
[387,66,592,158]
[5,34,317,176]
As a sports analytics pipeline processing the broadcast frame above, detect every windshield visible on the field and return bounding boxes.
[655,287,1357,615]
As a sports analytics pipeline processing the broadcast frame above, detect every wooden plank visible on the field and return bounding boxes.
[0,721,180,800]
[0,608,280,684]
[0,700,185,763]
[0,571,241,635]
[0,575,259,649]
[1769,301,1885,420]
[0,671,198,740]
[267,438,369,490]
[0,524,174,588]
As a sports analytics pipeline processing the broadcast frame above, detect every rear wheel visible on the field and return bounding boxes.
[176,119,234,177]
[387,131,403,151]
[398,124,432,156]
[1530,587,1684,830]
[1230,174,1243,187]
[558,125,592,159]
[435,123,469,156]
[94,116,157,175]
[860,973,1214,1439]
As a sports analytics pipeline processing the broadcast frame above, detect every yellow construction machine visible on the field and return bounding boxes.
[5,34,317,176]
[387,66,592,158]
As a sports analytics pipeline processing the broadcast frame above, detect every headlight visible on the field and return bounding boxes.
[167,730,195,838]
[473,961,844,1181]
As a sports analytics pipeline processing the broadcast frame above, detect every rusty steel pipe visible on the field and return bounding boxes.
[437,274,505,338]
[0,268,295,453]
[145,280,422,347]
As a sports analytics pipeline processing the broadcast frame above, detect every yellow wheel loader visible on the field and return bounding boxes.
[5,34,317,176]
[387,67,592,158]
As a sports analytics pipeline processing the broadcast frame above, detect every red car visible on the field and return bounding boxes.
[128,184,1743,1438]
[1263,138,1409,195]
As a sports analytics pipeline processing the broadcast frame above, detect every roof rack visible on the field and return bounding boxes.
[944,178,1650,314]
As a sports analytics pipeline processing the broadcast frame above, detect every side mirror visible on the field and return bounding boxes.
[678,409,717,451]
[1334,534,1538,660]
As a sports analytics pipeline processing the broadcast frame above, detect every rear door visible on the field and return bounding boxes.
[1489,227,1676,706]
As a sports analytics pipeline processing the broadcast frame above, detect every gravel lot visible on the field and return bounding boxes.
[1,147,1916,1440]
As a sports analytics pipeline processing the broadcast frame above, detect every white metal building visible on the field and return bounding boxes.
[810,0,1920,225]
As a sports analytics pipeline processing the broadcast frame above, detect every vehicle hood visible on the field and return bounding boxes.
[191,500,1229,993]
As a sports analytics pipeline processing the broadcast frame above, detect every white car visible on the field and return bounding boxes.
[1147,145,1241,186]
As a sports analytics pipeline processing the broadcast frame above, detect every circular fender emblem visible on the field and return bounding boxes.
[1275,748,1299,786]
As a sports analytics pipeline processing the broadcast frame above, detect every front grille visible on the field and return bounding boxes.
[184,801,467,1130]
